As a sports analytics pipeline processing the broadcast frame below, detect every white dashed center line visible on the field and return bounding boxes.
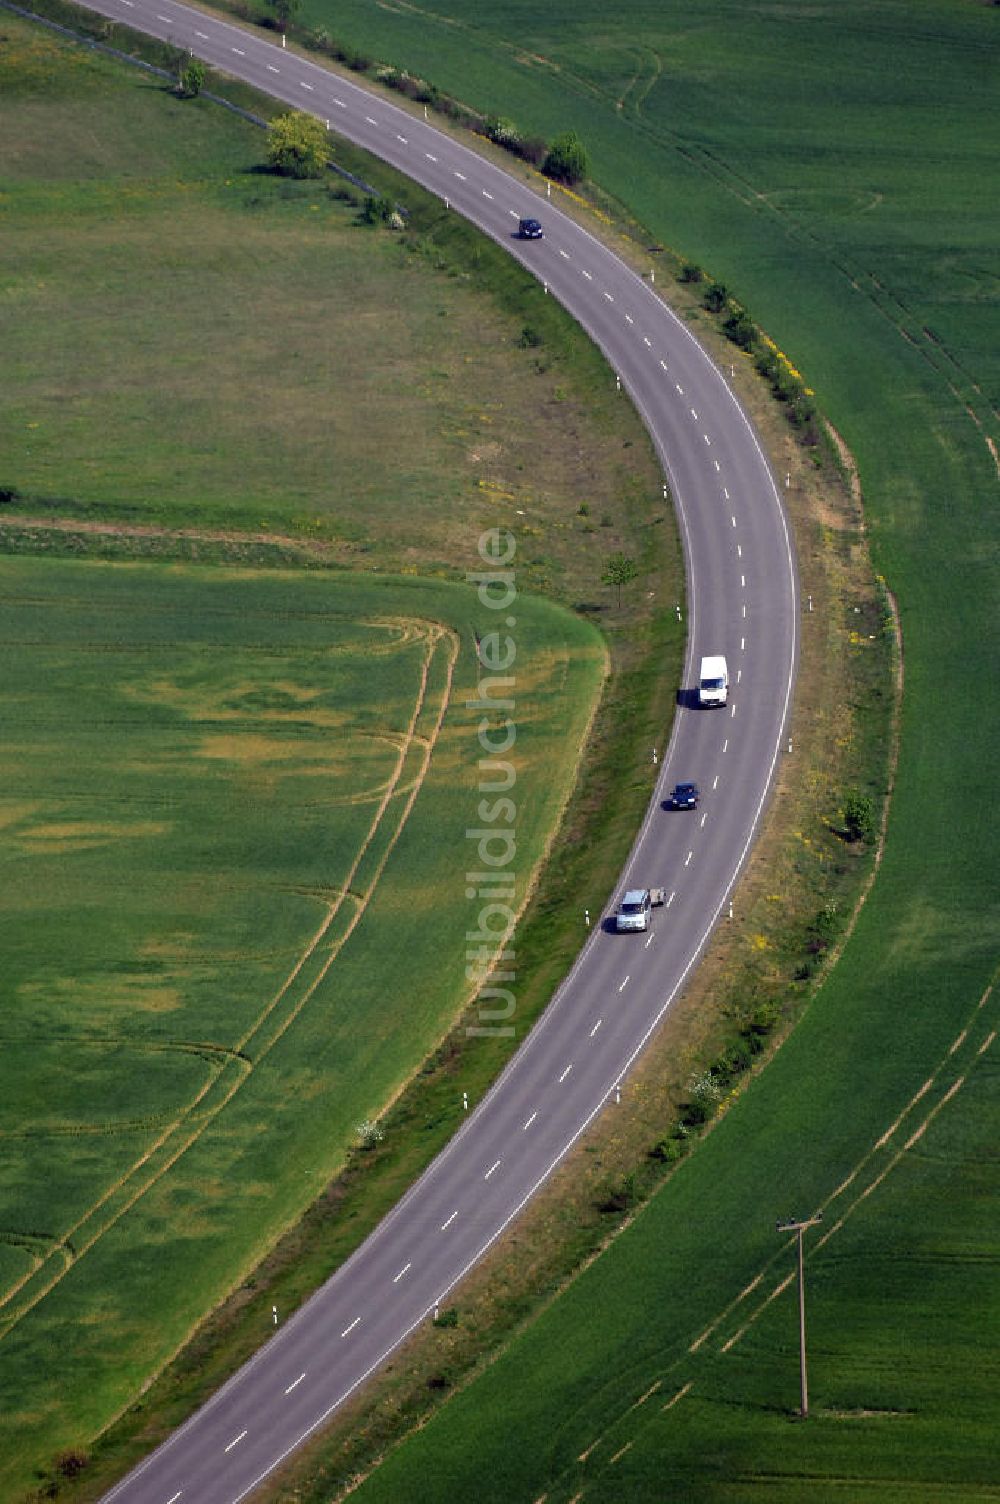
[484,1159,501,1179]
[441,1210,458,1230]
[266,63,279,72]
[690,408,698,420]
[714,459,721,471]
[700,813,707,828]
[741,574,746,588]
[582,269,593,280]
[165,1494,182,1504]
[558,1063,573,1083]
[737,543,742,557]
[559,248,570,259]
[483,190,494,199]
[396,133,408,144]
[454,170,466,180]
[643,336,652,347]
[393,1262,411,1284]
[684,851,693,867]
[625,313,634,324]
[590,1018,603,1037]
[737,669,742,683]
[723,486,730,499]
[666,891,676,908]
[425,151,437,161]
[224,1431,247,1454]
[723,738,729,753]
[732,701,738,715]
[523,1110,537,1130]
[712,775,719,790]
[659,359,668,371]
[334,98,346,107]
[645,932,654,948]
[231,46,244,54]
[741,636,745,650]
[285,1373,306,1395]
[195,29,208,37]
[619,976,630,993]
[604,291,614,302]
[365,115,377,124]
[704,433,712,445]
[341,1317,361,1337]
[300,81,314,91]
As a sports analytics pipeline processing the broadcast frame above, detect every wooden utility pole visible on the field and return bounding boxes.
[776,1212,823,1417]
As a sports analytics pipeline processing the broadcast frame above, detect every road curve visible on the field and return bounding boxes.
[65,7,800,1500]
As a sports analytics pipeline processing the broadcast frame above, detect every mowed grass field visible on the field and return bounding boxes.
[0,555,605,1487]
[0,19,658,603]
[265,1,1000,1499]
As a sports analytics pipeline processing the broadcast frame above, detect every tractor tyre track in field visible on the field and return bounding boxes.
[0,620,458,1336]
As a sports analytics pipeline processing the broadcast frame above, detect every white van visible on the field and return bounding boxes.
[698,654,729,707]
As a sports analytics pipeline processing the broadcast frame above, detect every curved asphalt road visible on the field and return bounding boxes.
[69,7,799,1500]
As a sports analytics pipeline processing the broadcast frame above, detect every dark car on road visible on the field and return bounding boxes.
[668,782,700,810]
[518,217,544,239]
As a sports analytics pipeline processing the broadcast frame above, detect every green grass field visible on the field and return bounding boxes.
[271,1,1000,1499]
[0,21,676,1489]
[0,554,605,1487]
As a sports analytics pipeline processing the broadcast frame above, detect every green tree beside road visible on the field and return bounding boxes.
[601,551,639,608]
[543,130,589,186]
[266,111,329,178]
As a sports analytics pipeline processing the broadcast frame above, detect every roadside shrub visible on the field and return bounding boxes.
[483,114,522,150]
[650,1133,686,1164]
[723,308,756,351]
[176,58,205,98]
[355,1118,384,1150]
[55,1449,90,1479]
[684,1070,722,1125]
[432,1306,459,1328]
[361,195,395,225]
[843,789,876,843]
[679,261,704,284]
[543,130,589,185]
[702,280,729,314]
[599,1172,638,1214]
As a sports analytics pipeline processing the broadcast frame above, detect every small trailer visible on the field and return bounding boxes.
[615,886,665,933]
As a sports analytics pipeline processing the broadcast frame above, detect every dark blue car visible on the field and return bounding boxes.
[668,782,700,810]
